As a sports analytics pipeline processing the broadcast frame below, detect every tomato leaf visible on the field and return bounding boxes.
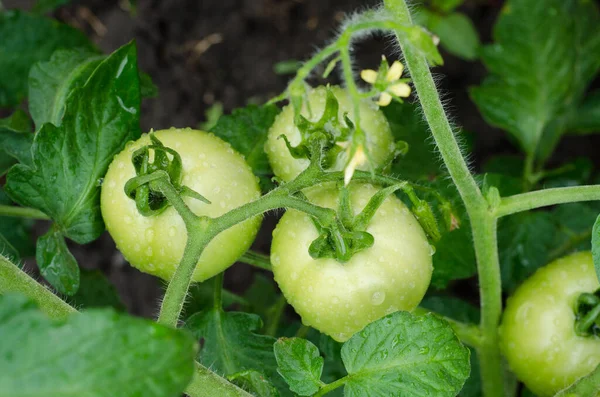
[28,49,102,130]
[555,362,600,397]
[430,0,463,13]
[568,90,600,134]
[5,42,141,245]
[185,309,288,395]
[592,214,600,283]
[498,212,557,291]
[0,294,196,397]
[470,0,600,162]
[228,370,281,397]
[0,188,34,264]
[211,104,280,191]
[32,0,71,14]
[0,10,95,108]
[65,269,125,310]
[341,311,470,396]
[35,226,80,295]
[431,225,476,289]
[419,11,480,60]
[182,282,248,319]
[395,25,444,67]
[274,337,324,396]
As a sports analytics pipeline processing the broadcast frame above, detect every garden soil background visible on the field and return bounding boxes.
[5,0,600,317]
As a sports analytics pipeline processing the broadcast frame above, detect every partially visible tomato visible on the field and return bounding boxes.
[499,251,600,396]
[101,128,261,282]
[265,85,396,182]
[270,183,433,342]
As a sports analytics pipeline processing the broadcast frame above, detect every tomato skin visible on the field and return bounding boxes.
[499,251,600,396]
[271,183,433,342]
[101,128,261,282]
[265,86,396,182]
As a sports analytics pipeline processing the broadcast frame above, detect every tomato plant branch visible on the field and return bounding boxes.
[497,185,600,218]
[239,250,271,271]
[0,255,76,319]
[384,1,504,395]
[0,204,50,220]
[314,376,348,397]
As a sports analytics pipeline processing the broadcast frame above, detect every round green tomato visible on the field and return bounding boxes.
[265,85,395,182]
[499,251,600,396]
[271,183,433,342]
[101,128,261,282]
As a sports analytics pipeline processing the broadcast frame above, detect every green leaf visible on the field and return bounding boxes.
[66,269,125,310]
[140,71,159,98]
[36,225,80,295]
[199,102,224,131]
[0,294,196,397]
[5,42,141,244]
[0,188,34,263]
[568,90,600,134]
[228,370,281,397]
[470,0,600,161]
[423,11,480,60]
[397,25,444,67]
[591,214,600,283]
[341,312,469,396]
[431,225,476,289]
[384,101,442,180]
[32,0,71,14]
[185,309,287,395]
[555,363,600,397]
[0,109,32,132]
[0,10,95,107]
[430,0,464,13]
[274,338,324,396]
[0,127,34,170]
[419,296,481,397]
[498,211,557,291]
[211,104,280,191]
[182,281,248,319]
[28,48,102,130]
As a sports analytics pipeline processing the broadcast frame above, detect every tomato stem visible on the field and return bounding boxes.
[497,185,600,218]
[314,376,348,397]
[239,250,271,271]
[0,204,50,220]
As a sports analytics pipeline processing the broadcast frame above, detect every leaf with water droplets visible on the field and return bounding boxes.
[274,337,324,396]
[341,311,470,397]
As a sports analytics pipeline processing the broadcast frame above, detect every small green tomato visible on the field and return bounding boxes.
[101,128,261,282]
[265,85,396,182]
[271,183,433,342]
[499,251,600,396]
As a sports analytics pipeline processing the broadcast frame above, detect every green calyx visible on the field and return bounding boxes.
[124,134,210,217]
[574,290,600,337]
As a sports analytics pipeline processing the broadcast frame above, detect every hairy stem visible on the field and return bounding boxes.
[497,185,600,217]
[0,204,50,220]
[384,1,504,395]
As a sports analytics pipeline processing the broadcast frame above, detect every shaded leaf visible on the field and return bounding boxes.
[32,0,71,14]
[35,226,79,295]
[420,11,480,60]
[211,104,280,191]
[470,0,600,161]
[0,188,34,263]
[0,10,95,107]
[66,269,125,310]
[568,90,600,134]
[228,370,281,397]
[0,294,196,397]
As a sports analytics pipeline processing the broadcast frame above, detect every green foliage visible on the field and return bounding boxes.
[417,10,480,60]
[592,214,600,282]
[568,90,600,134]
[185,309,287,395]
[211,104,281,191]
[0,10,96,108]
[6,42,140,244]
[35,225,80,295]
[0,188,34,263]
[471,0,600,163]
[32,0,71,14]
[228,370,281,397]
[274,338,324,396]
[0,294,196,397]
[67,269,125,310]
[275,312,470,396]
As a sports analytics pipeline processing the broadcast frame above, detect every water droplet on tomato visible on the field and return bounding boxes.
[371,291,385,305]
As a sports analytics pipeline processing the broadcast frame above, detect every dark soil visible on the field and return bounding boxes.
[6,0,600,317]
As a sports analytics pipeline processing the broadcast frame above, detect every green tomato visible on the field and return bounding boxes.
[265,85,396,182]
[271,183,433,342]
[499,251,600,396]
[101,128,261,282]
